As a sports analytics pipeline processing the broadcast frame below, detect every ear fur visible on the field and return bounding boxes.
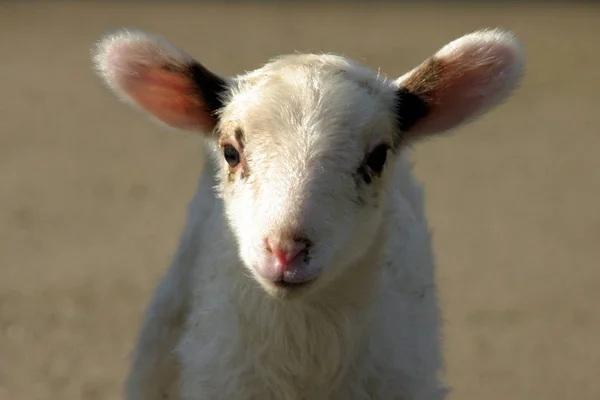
[92,28,229,133]
[394,28,525,141]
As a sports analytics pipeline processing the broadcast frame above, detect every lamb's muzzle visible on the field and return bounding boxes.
[260,234,314,285]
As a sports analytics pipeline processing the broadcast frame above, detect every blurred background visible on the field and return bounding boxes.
[1,1,599,399]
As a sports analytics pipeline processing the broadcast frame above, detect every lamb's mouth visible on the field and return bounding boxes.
[272,279,315,290]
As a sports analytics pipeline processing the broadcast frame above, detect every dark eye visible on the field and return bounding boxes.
[223,145,240,167]
[365,144,389,174]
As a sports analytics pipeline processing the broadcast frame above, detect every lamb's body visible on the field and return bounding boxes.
[92,28,523,400]
[127,150,444,400]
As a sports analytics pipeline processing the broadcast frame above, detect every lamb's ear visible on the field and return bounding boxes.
[394,29,524,141]
[92,29,229,133]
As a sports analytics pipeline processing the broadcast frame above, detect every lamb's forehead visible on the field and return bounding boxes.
[218,54,396,142]
[242,53,384,86]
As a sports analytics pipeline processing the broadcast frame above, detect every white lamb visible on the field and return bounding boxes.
[92,28,524,400]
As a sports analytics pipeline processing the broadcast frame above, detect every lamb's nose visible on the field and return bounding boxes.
[265,236,307,270]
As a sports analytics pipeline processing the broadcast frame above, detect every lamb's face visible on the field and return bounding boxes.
[93,28,524,299]
[214,57,400,295]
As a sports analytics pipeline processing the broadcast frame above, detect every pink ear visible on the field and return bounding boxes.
[92,29,228,132]
[396,29,524,137]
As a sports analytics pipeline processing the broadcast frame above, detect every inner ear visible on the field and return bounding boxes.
[93,29,230,133]
[393,29,524,142]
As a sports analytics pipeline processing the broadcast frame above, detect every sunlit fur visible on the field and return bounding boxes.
[92,28,524,399]
[213,54,401,297]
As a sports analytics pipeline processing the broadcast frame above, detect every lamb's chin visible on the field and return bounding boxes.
[253,277,317,301]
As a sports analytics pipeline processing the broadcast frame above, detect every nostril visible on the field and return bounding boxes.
[293,235,313,249]
[287,241,307,262]
[265,236,308,270]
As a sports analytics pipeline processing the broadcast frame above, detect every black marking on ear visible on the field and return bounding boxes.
[394,86,429,141]
[188,62,229,122]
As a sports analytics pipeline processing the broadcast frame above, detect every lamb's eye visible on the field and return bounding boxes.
[223,145,240,167]
[365,144,389,174]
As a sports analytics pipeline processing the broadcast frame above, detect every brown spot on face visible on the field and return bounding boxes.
[352,193,366,207]
[224,166,249,183]
[234,127,245,149]
[355,165,372,186]
[350,170,368,208]
[240,167,250,180]
[354,144,389,187]
[227,171,236,183]
[226,170,249,183]
[219,127,250,182]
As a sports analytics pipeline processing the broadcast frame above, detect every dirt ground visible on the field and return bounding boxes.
[1,2,599,399]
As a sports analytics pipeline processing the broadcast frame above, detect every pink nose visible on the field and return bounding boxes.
[266,237,307,271]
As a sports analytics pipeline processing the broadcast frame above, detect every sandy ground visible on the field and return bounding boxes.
[0,2,599,399]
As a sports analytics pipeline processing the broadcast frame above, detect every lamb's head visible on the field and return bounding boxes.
[93,28,523,298]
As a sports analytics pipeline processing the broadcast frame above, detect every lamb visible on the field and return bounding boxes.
[92,28,524,400]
